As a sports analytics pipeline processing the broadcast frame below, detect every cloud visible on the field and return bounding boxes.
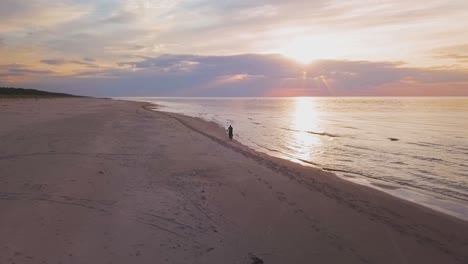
[1,0,467,70]
[0,63,56,75]
[2,54,467,97]
[118,54,300,77]
[434,54,468,63]
[40,59,67,65]
[1,0,467,96]
[0,0,91,33]
[40,58,101,68]
[433,44,468,64]
[99,10,139,24]
[9,68,56,75]
[0,63,57,83]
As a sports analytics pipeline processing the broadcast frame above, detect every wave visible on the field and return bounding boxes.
[280,127,340,138]
[390,161,406,165]
[343,144,373,152]
[407,142,445,148]
[323,167,364,175]
[410,156,445,163]
[306,131,339,137]
[341,126,359,130]
[253,142,281,153]
[406,142,468,156]
[343,143,449,164]
[150,97,468,207]
[325,166,468,203]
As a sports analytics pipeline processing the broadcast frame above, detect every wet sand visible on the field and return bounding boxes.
[0,98,467,264]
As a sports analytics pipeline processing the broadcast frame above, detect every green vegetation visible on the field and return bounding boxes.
[0,87,79,98]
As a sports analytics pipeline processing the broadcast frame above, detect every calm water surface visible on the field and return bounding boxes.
[123,97,468,218]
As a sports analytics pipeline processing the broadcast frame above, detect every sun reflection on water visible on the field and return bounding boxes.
[291,97,322,161]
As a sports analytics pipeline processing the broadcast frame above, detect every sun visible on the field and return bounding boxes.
[276,36,341,64]
[280,41,318,64]
[282,49,317,64]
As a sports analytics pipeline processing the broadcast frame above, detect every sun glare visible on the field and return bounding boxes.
[277,36,342,64]
[281,45,318,64]
[290,97,322,160]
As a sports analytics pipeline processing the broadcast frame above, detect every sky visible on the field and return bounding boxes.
[0,0,467,96]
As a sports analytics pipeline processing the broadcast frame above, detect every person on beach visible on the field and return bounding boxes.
[228,125,233,140]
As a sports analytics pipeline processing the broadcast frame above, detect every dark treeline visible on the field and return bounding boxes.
[0,87,79,98]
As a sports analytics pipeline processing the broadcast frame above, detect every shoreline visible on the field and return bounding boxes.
[1,97,467,263]
[140,101,468,222]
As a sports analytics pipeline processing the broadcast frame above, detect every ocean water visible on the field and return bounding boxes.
[123,97,468,218]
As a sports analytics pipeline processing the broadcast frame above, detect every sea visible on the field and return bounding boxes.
[121,97,468,220]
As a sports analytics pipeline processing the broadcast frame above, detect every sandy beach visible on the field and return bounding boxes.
[1,98,467,264]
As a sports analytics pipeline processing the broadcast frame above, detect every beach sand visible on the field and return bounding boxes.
[0,98,467,264]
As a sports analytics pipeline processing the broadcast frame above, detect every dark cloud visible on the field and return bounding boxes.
[4,54,466,97]
[9,68,55,75]
[0,64,55,88]
[0,63,28,69]
[40,58,101,68]
[0,64,56,79]
[40,59,67,65]
[119,54,301,77]
[117,54,467,90]
[68,60,99,67]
